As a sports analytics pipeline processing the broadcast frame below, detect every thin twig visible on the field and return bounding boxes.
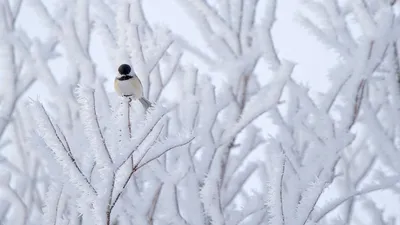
[347,79,367,129]
[53,185,63,225]
[109,168,137,211]
[92,91,113,164]
[39,104,97,195]
[115,109,171,171]
[314,175,400,222]
[128,97,132,138]
[110,137,193,211]
[134,125,165,169]
[135,137,194,171]
[146,40,174,75]
[89,162,96,183]
[148,184,163,225]
[280,158,286,225]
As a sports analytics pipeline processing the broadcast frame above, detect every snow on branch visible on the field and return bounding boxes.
[294,1,400,224]
[29,80,193,224]
[75,86,113,167]
[2,0,399,224]
[0,182,27,225]
[29,100,97,197]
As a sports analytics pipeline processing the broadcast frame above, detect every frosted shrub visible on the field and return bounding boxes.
[0,0,399,225]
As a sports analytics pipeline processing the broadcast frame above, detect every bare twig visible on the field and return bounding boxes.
[115,109,171,170]
[128,97,132,138]
[133,125,165,169]
[110,137,193,211]
[38,103,97,195]
[347,79,367,129]
[135,137,194,170]
[147,184,163,224]
[91,89,113,164]
[53,185,63,225]
[279,159,286,225]
[314,175,400,222]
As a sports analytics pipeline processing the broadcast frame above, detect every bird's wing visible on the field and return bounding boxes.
[129,76,144,98]
[114,78,122,96]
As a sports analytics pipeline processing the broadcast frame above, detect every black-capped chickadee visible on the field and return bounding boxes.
[114,64,152,109]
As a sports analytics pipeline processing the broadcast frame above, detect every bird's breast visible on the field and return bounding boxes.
[114,78,143,99]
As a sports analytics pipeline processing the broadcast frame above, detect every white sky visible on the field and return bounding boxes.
[17,0,338,99]
[141,0,338,90]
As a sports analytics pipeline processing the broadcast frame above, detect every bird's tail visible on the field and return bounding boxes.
[139,97,152,110]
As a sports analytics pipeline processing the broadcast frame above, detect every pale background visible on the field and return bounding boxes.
[18,0,335,98]
[12,0,398,222]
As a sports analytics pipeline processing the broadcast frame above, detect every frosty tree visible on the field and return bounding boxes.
[0,0,400,225]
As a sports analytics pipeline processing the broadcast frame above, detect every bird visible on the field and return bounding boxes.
[114,64,152,109]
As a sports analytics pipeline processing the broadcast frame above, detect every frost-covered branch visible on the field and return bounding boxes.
[30,100,97,196]
[295,1,400,224]
[313,175,400,222]
[2,0,399,224]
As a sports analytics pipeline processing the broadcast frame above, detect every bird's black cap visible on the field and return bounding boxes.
[118,64,131,75]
